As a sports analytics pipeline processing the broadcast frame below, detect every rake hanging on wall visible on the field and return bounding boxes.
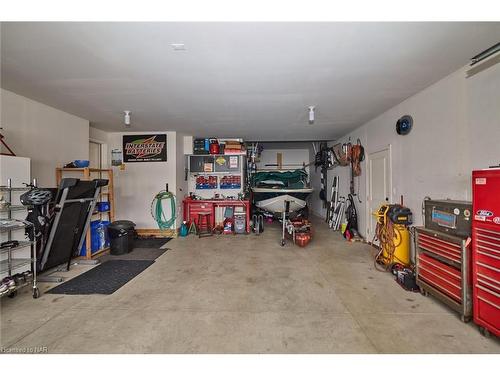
[0,129,16,156]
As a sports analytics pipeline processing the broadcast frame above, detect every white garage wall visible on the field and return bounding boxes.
[257,148,311,176]
[107,131,178,229]
[0,88,89,187]
[466,62,500,170]
[311,62,500,239]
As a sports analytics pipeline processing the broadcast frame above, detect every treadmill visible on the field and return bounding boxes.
[38,178,108,274]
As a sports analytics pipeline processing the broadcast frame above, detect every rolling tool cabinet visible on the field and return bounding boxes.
[415,199,473,322]
[472,169,500,337]
[415,228,472,321]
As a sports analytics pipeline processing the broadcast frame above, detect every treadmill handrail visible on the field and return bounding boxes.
[60,197,97,204]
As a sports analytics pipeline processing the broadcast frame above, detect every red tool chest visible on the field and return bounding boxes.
[418,252,462,302]
[415,227,472,321]
[472,168,500,337]
[183,201,214,227]
[183,198,251,233]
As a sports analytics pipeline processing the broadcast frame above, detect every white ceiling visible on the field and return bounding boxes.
[1,22,500,140]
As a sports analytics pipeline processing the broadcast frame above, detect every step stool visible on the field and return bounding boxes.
[197,212,213,238]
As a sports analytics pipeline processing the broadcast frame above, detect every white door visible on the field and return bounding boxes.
[89,141,102,169]
[366,147,392,242]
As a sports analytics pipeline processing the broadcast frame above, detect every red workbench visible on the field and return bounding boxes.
[183,198,251,233]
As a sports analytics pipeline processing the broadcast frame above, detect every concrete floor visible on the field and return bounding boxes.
[1,217,499,353]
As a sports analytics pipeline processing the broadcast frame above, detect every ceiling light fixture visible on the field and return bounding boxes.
[124,110,131,126]
[308,106,315,124]
[171,43,186,51]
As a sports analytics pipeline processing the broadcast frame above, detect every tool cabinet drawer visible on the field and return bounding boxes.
[475,299,500,334]
[418,253,462,302]
[474,227,500,267]
[476,283,500,313]
[475,261,500,284]
[417,231,462,264]
[476,272,500,295]
[475,227,500,248]
[475,251,500,271]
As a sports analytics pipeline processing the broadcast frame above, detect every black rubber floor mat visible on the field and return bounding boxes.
[99,248,167,262]
[47,260,154,295]
[134,237,171,248]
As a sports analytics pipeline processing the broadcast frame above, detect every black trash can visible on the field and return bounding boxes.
[108,220,136,255]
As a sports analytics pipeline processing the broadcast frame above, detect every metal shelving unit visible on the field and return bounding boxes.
[0,220,39,299]
[0,205,27,213]
[0,178,40,299]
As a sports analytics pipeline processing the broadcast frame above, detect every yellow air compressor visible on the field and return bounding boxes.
[372,204,412,269]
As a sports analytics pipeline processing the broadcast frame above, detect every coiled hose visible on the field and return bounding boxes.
[151,190,176,230]
[372,220,404,272]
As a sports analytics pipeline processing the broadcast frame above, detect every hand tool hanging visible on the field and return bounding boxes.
[349,139,365,202]
[0,129,16,156]
[326,176,339,225]
[344,194,361,240]
[318,142,328,208]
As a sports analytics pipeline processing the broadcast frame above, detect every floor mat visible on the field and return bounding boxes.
[98,247,167,262]
[47,260,154,295]
[134,237,171,248]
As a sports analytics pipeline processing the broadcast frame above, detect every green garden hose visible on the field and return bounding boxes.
[151,190,176,230]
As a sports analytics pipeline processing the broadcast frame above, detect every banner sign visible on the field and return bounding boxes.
[123,134,167,162]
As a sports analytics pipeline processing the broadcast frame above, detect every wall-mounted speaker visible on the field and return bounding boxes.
[396,115,413,135]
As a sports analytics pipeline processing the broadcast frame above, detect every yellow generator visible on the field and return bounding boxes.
[373,204,412,269]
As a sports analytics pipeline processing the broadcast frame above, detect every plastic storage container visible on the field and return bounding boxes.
[79,220,108,256]
[234,213,246,234]
[108,220,136,255]
[101,220,110,248]
[90,221,102,252]
[96,201,110,212]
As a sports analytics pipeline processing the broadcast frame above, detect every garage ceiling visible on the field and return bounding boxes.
[1,22,499,140]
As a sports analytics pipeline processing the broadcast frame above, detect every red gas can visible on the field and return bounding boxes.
[209,140,220,154]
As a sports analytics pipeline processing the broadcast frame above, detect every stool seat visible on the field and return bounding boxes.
[197,212,213,238]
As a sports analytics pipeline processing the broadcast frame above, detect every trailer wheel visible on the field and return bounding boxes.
[33,287,40,299]
[258,216,264,233]
[280,239,285,247]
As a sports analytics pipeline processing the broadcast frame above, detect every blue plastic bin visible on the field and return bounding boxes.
[97,201,110,212]
[101,220,110,247]
[79,220,105,256]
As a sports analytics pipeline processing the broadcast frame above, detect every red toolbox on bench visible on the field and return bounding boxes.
[183,200,214,227]
[472,169,500,337]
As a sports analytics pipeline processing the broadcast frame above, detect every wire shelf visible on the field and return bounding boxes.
[0,258,33,273]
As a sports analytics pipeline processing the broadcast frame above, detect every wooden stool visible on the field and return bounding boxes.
[198,212,213,238]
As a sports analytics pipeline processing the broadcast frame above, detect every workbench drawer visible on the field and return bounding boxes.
[184,202,214,225]
[188,202,213,211]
